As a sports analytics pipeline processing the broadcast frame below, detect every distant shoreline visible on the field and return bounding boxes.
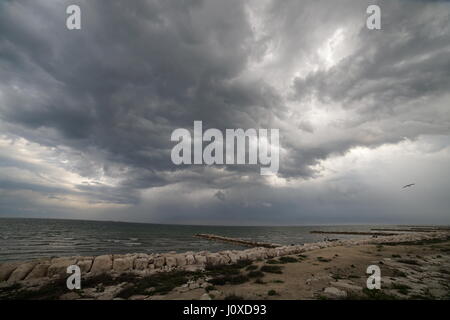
[1,216,448,228]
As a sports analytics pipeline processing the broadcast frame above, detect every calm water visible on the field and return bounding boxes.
[0,218,389,262]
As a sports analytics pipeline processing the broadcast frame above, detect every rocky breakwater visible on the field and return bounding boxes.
[1,230,448,288]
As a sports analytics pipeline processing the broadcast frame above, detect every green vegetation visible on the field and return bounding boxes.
[391,283,411,295]
[245,265,258,271]
[1,278,72,300]
[117,270,201,298]
[209,274,249,286]
[247,271,264,278]
[260,265,283,274]
[266,259,281,264]
[278,256,299,263]
[267,289,278,296]
[205,285,216,292]
[272,279,284,283]
[317,257,332,262]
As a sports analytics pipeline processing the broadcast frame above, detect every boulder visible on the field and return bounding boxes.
[206,253,221,265]
[47,258,77,278]
[25,263,50,280]
[200,293,212,300]
[153,256,165,268]
[185,254,196,265]
[134,258,149,270]
[59,292,81,300]
[165,256,177,267]
[0,262,20,282]
[90,255,112,274]
[194,255,207,265]
[175,255,187,266]
[8,262,38,282]
[324,287,347,298]
[77,259,93,273]
[113,257,134,272]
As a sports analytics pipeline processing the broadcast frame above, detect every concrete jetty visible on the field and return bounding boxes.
[194,234,280,248]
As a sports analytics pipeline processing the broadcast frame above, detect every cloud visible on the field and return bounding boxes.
[0,0,449,224]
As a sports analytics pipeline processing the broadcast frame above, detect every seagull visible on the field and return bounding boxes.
[402,183,415,189]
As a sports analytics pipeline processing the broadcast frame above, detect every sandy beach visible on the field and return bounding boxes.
[1,229,449,300]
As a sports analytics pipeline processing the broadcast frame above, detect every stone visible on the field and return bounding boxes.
[0,262,20,282]
[129,295,148,300]
[206,253,221,265]
[175,255,187,266]
[47,258,77,278]
[77,259,93,273]
[97,284,127,300]
[165,256,177,267]
[134,258,149,270]
[186,255,196,265]
[324,287,347,298]
[154,257,165,268]
[59,292,81,300]
[332,280,363,291]
[8,262,38,282]
[194,255,207,265]
[200,293,212,300]
[209,290,222,297]
[25,263,50,280]
[188,282,200,289]
[90,255,112,274]
[113,257,134,272]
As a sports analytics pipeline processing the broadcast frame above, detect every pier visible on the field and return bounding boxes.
[194,234,280,248]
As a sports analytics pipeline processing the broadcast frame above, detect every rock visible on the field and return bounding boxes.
[184,265,203,272]
[186,255,196,265]
[154,257,165,268]
[47,258,77,278]
[194,255,207,265]
[188,282,200,289]
[90,255,112,274]
[206,253,221,265]
[8,262,38,282]
[200,293,212,300]
[175,255,187,266]
[113,257,134,272]
[332,280,363,291]
[166,256,177,267]
[59,292,81,300]
[77,259,93,273]
[228,253,239,263]
[129,295,148,300]
[208,290,222,297]
[25,263,50,280]
[134,258,149,270]
[0,262,20,282]
[97,284,127,300]
[324,287,347,298]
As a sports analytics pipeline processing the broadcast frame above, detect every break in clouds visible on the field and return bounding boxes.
[0,0,449,225]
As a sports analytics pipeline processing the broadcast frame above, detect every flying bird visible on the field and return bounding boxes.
[402,183,415,189]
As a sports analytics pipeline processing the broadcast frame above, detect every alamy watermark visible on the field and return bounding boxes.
[366,265,381,290]
[171,121,279,175]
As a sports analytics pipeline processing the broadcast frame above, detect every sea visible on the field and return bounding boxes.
[0,218,394,262]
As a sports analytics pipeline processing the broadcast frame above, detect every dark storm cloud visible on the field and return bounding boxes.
[0,0,449,223]
[0,0,284,186]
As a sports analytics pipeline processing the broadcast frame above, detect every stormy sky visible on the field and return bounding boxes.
[0,0,449,225]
